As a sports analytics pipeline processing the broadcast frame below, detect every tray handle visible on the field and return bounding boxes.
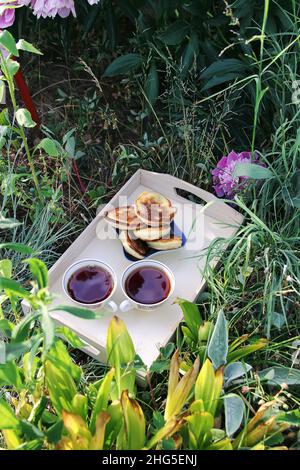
[159,173,243,225]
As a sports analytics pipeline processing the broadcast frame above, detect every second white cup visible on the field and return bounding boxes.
[120,260,175,312]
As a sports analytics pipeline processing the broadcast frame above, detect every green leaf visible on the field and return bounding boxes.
[16,439,43,450]
[41,309,55,352]
[121,390,146,450]
[15,108,36,128]
[144,62,159,108]
[0,362,23,389]
[208,310,228,369]
[0,243,33,255]
[47,340,82,384]
[50,305,102,320]
[25,258,48,289]
[106,316,135,368]
[20,421,44,440]
[16,39,43,55]
[45,420,64,444]
[71,394,88,420]
[5,336,42,362]
[159,21,189,45]
[64,135,75,157]
[150,358,170,373]
[0,399,20,429]
[276,410,300,425]
[181,32,199,77]
[259,366,300,385]
[36,138,59,157]
[233,163,273,180]
[103,53,142,77]
[90,369,114,434]
[224,394,245,437]
[45,358,77,415]
[201,73,239,91]
[0,319,13,338]
[177,298,202,343]
[224,362,252,387]
[0,277,30,299]
[0,259,12,278]
[30,396,48,426]
[21,420,44,441]
[162,438,176,450]
[201,59,247,79]
[11,312,38,343]
[227,339,267,363]
[6,59,20,77]
[55,326,85,348]
[0,30,18,57]
[106,2,117,51]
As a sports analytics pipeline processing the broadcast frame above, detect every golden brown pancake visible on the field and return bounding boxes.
[119,231,148,259]
[135,191,177,226]
[147,236,182,251]
[133,224,171,241]
[105,205,144,230]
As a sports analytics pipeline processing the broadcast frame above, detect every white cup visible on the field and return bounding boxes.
[120,260,175,312]
[62,259,118,312]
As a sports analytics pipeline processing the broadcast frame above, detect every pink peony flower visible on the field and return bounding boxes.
[211,150,263,199]
[29,0,100,18]
[0,0,101,25]
[0,4,16,28]
[28,0,76,19]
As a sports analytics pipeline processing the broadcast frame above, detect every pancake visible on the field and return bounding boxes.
[133,224,171,241]
[147,236,182,251]
[134,191,177,227]
[105,205,143,230]
[119,231,148,259]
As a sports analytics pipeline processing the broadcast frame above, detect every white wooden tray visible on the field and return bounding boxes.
[22,170,243,380]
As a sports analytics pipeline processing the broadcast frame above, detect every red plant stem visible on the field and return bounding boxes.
[14,68,41,127]
[72,159,87,194]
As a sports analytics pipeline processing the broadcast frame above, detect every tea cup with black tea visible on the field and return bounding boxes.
[120,260,175,312]
[62,259,118,312]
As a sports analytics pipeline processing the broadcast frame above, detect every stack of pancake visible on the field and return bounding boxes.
[104,191,182,259]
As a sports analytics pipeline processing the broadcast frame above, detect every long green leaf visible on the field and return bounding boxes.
[16,39,42,55]
[224,394,245,437]
[25,258,48,289]
[0,243,33,254]
[144,62,159,108]
[50,305,102,320]
[103,53,142,77]
[0,277,30,299]
[0,30,18,57]
[89,368,114,434]
[233,162,273,179]
[177,298,202,342]
[0,399,20,429]
[0,362,23,389]
[208,310,228,369]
